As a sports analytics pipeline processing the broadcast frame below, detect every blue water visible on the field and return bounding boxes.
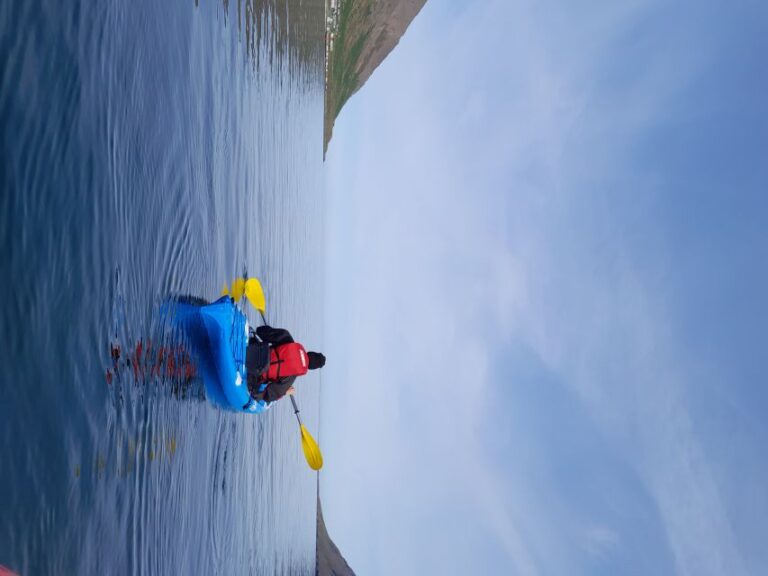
[0,0,326,574]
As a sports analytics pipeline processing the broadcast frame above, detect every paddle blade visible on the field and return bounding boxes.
[231,278,246,301]
[300,424,323,470]
[220,284,230,296]
[244,278,266,313]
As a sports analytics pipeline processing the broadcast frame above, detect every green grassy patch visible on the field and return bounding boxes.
[324,0,376,152]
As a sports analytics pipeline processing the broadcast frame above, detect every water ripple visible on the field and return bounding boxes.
[1,0,325,573]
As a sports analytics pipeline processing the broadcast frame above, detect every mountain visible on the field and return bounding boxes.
[316,497,356,576]
[323,0,428,155]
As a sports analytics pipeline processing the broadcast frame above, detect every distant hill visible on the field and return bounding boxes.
[316,497,356,576]
[323,0,428,155]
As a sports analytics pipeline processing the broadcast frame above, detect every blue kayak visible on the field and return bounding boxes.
[169,296,269,413]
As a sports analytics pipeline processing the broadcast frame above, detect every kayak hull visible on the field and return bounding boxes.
[170,296,268,413]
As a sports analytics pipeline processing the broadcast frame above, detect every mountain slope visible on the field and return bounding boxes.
[316,498,356,576]
[324,0,428,155]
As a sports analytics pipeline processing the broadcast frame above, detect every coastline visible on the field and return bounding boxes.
[316,474,356,575]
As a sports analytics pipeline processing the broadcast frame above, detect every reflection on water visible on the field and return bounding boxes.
[212,0,326,74]
[105,337,206,408]
[74,430,180,480]
[105,272,207,409]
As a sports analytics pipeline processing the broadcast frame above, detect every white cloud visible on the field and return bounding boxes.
[322,0,748,574]
[584,525,620,558]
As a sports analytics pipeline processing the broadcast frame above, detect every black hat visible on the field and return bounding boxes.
[307,352,326,370]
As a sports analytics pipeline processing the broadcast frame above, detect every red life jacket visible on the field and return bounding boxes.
[262,342,309,382]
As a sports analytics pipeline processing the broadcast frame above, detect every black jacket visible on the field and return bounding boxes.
[253,325,296,403]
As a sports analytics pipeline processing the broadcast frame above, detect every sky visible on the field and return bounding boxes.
[321,0,768,574]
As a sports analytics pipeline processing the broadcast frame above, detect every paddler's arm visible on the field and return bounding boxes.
[255,325,294,346]
[263,375,297,403]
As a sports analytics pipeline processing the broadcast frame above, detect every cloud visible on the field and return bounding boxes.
[322,0,754,573]
[584,525,620,559]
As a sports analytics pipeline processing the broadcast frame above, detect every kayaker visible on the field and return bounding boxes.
[246,324,325,404]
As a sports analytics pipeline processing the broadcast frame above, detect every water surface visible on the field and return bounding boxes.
[0,0,326,573]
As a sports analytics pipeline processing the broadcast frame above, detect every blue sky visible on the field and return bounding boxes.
[321,0,768,574]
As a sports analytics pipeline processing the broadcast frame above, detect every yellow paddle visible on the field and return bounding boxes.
[231,278,246,301]
[221,278,264,312]
[244,278,266,314]
[290,395,323,470]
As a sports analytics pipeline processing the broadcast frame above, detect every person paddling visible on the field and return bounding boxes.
[246,324,325,405]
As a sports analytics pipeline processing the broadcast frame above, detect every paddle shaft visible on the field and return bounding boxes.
[290,394,304,427]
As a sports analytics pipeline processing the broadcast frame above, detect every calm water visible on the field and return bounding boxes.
[0,0,326,574]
